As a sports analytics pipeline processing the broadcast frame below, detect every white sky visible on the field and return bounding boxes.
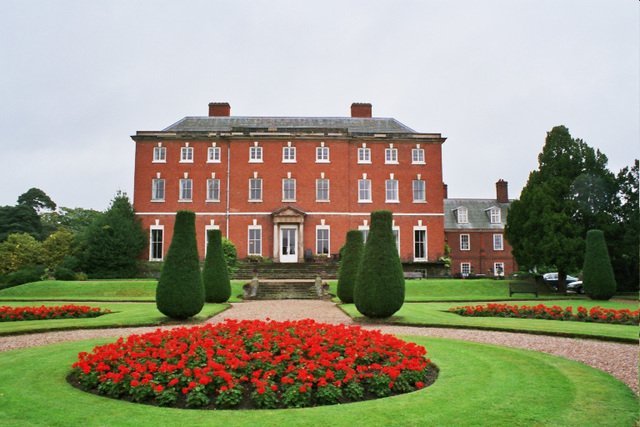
[1,0,638,210]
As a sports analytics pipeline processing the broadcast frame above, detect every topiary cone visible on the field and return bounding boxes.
[583,229,617,301]
[156,210,205,319]
[354,210,405,318]
[337,229,364,303]
[202,229,231,303]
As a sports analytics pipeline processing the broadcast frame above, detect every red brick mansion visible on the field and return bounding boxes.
[132,102,516,276]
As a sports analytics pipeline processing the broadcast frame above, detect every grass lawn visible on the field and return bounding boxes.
[328,278,609,302]
[339,300,639,343]
[0,280,248,303]
[0,336,636,426]
[0,302,228,336]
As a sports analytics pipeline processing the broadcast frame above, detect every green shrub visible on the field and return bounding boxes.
[202,229,231,303]
[583,229,617,301]
[59,256,82,272]
[3,266,46,289]
[222,237,238,276]
[337,230,364,303]
[354,210,405,318]
[54,267,77,281]
[155,211,205,319]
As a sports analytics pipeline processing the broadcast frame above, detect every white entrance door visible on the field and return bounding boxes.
[280,226,298,263]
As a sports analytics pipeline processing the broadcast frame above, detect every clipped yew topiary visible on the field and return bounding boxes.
[156,210,205,319]
[354,210,405,318]
[202,229,231,303]
[583,229,617,301]
[337,230,364,303]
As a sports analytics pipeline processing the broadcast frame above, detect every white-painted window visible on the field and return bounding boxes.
[316,179,329,201]
[316,146,329,163]
[494,262,505,276]
[490,207,502,224]
[414,227,427,261]
[412,148,425,164]
[282,178,296,201]
[461,262,471,277]
[206,179,220,202]
[249,146,263,162]
[385,148,398,164]
[283,146,296,163]
[181,146,194,163]
[151,178,165,201]
[386,179,399,202]
[358,179,371,202]
[457,207,469,224]
[208,147,221,163]
[153,146,166,163]
[149,226,164,261]
[460,234,470,251]
[248,226,262,256]
[413,180,425,202]
[493,234,504,251]
[316,226,330,255]
[358,147,371,163]
[249,179,262,201]
[179,179,192,201]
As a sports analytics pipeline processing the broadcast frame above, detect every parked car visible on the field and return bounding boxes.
[567,280,584,294]
[542,273,579,290]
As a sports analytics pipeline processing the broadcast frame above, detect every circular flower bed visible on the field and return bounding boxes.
[0,304,111,322]
[70,319,436,409]
[449,303,639,325]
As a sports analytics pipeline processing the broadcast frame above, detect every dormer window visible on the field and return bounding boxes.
[489,207,501,224]
[456,207,468,224]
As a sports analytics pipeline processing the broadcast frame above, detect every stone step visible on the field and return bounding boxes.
[233,262,340,280]
[243,280,331,300]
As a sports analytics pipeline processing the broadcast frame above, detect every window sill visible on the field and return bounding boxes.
[152,160,166,164]
[385,162,399,165]
[151,199,165,203]
[178,199,193,203]
[282,199,296,203]
[249,160,263,163]
[248,200,263,203]
[179,161,194,164]
[358,200,372,203]
[412,161,426,165]
[207,160,221,164]
[413,200,427,203]
[315,200,330,203]
[385,200,400,203]
[282,160,297,163]
[315,160,330,163]
[205,200,221,203]
[357,161,372,164]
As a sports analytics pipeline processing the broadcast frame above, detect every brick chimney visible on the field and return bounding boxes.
[351,102,372,118]
[496,179,509,203]
[443,183,448,199]
[208,102,231,117]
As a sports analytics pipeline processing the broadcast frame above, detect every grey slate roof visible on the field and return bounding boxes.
[443,199,511,231]
[162,116,418,134]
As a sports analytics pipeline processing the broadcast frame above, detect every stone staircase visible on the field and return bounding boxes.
[232,261,340,280]
[247,279,325,300]
[233,262,338,300]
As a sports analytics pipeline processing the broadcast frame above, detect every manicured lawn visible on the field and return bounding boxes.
[0,280,248,303]
[0,336,636,426]
[0,302,228,336]
[340,300,639,343]
[328,278,605,302]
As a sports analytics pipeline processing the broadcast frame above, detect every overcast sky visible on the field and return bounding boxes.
[1,1,638,211]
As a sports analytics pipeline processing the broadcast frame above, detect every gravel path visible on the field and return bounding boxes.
[0,300,637,395]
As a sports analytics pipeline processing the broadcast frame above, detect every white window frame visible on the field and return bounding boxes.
[494,262,505,276]
[248,225,262,256]
[412,148,425,164]
[392,226,400,255]
[386,179,399,203]
[358,179,372,203]
[358,225,369,244]
[460,234,470,251]
[149,225,164,261]
[385,148,398,164]
[316,226,330,255]
[490,207,502,224]
[413,226,427,261]
[153,146,166,163]
[316,178,329,202]
[282,146,296,163]
[151,178,165,201]
[208,146,221,163]
[493,234,504,251]
[282,178,296,202]
[179,178,193,201]
[249,178,262,202]
[413,179,426,202]
[206,178,220,202]
[461,262,471,277]
[180,146,194,163]
[358,147,371,164]
[316,146,329,163]
[204,224,220,256]
[457,207,469,224]
[249,146,263,163]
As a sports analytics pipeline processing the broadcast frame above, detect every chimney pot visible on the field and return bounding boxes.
[351,102,372,118]
[208,102,231,117]
[496,179,509,203]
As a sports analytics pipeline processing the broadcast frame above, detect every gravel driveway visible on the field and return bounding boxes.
[0,299,637,395]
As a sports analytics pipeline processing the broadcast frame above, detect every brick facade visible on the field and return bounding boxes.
[132,103,447,265]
